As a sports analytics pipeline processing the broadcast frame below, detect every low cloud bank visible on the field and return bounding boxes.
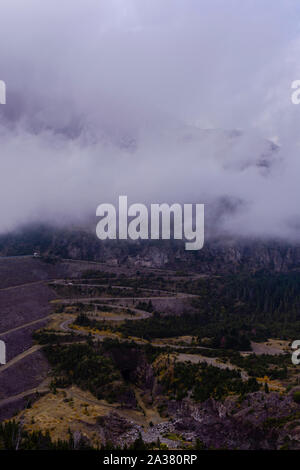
[0,0,300,241]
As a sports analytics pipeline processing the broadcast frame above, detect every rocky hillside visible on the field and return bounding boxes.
[0,226,299,274]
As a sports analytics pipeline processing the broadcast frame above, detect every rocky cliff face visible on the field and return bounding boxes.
[92,384,300,449]
[166,389,300,450]
[122,240,300,273]
[0,226,299,273]
[93,345,300,450]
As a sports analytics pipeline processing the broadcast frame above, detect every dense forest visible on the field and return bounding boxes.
[43,342,126,402]
[41,338,263,407]
[160,361,259,401]
[114,271,300,349]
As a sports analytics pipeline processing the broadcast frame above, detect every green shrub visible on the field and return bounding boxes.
[293,391,300,404]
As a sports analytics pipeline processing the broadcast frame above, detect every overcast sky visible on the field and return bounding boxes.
[0,0,300,240]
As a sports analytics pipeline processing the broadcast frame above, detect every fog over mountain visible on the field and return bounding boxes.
[0,0,300,240]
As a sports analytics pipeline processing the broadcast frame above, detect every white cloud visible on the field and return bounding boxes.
[0,0,299,239]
